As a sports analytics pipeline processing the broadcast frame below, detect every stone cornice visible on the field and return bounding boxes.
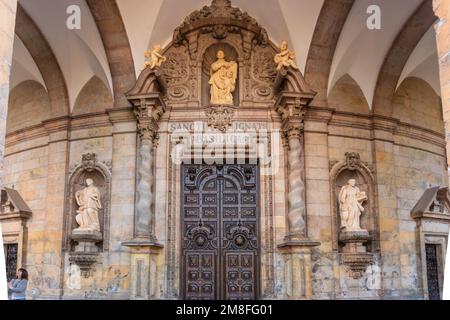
[107,107,136,124]
[3,106,446,155]
[305,106,445,149]
[42,116,71,135]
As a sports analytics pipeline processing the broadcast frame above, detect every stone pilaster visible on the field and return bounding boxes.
[0,0,18,300]
[42,117,71,298]
[433,0,450,300]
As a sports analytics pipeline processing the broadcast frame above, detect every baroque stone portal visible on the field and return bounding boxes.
[209,50,238,105]
[74,178,102,233]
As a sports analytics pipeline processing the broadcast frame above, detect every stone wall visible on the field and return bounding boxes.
[0,0,18,300]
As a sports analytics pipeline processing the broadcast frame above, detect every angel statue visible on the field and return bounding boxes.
[274,40,299,71]
[143,44,166,70]
[339,179,368,232]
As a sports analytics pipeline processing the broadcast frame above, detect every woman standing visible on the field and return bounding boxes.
[8,268,28,300]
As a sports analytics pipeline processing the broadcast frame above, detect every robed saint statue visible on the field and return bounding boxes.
[209,50,238,105]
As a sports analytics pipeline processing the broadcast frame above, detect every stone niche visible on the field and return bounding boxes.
[63,153,111,277]
[201,43,240,106]
[330,152,380,278]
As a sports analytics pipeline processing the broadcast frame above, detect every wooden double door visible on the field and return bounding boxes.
[181,163,260,300]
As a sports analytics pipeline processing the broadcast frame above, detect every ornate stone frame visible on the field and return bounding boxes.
[164,132,276,299]
[329,152,380,252]
[63,153,112,252]
[411,186,450,299]
[420,233,447,299]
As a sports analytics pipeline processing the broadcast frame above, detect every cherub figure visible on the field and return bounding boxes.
[143,44,167,70]
[274,40,299,71]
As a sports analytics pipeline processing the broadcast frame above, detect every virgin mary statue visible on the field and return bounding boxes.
[209,50,238,105]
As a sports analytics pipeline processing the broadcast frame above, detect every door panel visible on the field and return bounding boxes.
[425,243,441,300]
[181,164,259,300]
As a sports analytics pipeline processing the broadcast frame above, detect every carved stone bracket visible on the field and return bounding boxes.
[204,105,237,132]
[341,253,375,279]
[69,231,102,278]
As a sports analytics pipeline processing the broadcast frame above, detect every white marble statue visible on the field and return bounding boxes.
[339,179,368,232]
[74,178,101,232]
[209,50,238,105]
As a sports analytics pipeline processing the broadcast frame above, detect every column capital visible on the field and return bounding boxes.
[133,96,166,143]
[275,93,308,141]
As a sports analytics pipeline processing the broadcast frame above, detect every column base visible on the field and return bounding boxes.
[122,238,163,300]
[278,239,320,300]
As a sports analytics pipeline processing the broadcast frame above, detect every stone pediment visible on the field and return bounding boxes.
[0,188,32,220]
[173,0,269,47]
[411,186,450,220]
[126,67,167,100]
[274,67,316,98]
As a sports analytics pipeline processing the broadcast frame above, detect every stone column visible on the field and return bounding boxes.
[122,95,166,299]
[433,0,450,300]
[286,123,307,240]
[275,93,320,299]
[127,98,165,244]
[0,0,18,300]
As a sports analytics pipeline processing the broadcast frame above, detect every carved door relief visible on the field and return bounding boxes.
[425,244,441,300]
[181,163,259,300]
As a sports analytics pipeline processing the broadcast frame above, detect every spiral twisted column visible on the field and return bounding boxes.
[276,94,308,240]
[135,124,156,241]
[286,125,306,239]
[129,98,165,244]
[274,68,320,300]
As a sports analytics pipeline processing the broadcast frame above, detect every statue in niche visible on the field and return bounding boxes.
[339,179,368,232]
[274,40,298,71]
[143,44,167,70]
[74,178,102,233]
[209,50,238,105]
